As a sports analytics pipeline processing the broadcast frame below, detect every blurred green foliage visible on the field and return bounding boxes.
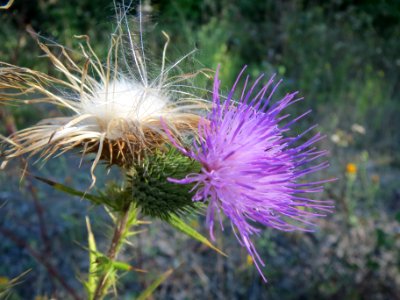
[1,0,399,153]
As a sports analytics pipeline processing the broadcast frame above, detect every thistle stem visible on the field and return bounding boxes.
[93,207,132,300]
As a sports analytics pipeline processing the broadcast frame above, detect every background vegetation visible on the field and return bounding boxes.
[0,0,399,299]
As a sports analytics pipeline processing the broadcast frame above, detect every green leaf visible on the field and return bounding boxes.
[112,261,133,271]
[136,269,174,300]
[85,217,98,300]
[111,261,146,273]
[167,214,227,257]
[34,176,102,204]
[0,269,31,299]
[34,176,226,258]
[395,211,400,223]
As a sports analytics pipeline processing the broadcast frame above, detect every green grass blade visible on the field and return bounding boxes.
[136,269,173,300]
[167,214,227,257]
[85,217,97,300]
[0,269,31,299]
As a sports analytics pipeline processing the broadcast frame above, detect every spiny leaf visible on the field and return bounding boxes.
[34,175,225,256]
[136,269,174,300]
[85,217,98,300]
[35,148,202,219]
[112,261,146,273]
[167,214,227,257]
[34,176,102,204]
[0,269,31,299]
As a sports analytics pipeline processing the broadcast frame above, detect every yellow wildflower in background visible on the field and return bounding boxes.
[346,163,357,175]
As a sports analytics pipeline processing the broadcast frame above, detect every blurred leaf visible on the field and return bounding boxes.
[375,228,394,248]
[136,269,174,300]
[0,269,31,299]
[166,214,227,257]
[0,0,14,10]
[376,228,386,247]
[366,258,379,271]
[395,211,400,223]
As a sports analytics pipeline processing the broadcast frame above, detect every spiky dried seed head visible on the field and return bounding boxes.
[0,16,209,186]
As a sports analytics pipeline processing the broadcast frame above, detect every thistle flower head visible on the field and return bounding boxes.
[0,11,207,186]
[167,66,334,281]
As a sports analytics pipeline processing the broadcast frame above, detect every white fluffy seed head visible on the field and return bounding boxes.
[80,78,170,139]
[0,10,208,187]
[81,78,169,121]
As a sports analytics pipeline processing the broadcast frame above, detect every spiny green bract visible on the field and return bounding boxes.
[95,148,200,219]
[126,148,201,220]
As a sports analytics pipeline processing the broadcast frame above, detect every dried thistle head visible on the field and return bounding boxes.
[0,10,209,186]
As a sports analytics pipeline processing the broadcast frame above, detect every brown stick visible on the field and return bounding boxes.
[26,177,52,257]
[0,226,81,300]
[5,110,53,275]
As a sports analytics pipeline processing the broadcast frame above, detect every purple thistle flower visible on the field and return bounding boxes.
[165,66,334,281]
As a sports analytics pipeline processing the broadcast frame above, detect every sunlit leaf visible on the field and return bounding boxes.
[112,261,146,273]
[0,269,31,299]
[166,214,227,257]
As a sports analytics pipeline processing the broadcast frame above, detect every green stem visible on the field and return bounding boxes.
[92,206,133,300]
